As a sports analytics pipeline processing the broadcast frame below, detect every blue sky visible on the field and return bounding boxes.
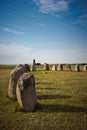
[0,0,87,64]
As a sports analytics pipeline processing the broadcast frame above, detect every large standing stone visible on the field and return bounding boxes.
[57,64,63,71]
[15,64,30,72]
[8,64,29,99]
[24,64,30,72]
[16,73,37,112]
[52,65,57,71]
[75,64,80,72]
[66,64,71,71]
[83,65,87,71]
[31,59,36,71]
[43,63,49,70]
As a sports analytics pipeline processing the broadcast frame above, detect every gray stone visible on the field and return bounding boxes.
[43,63,49,70]
[8,64,29,99]
[66,64,71,71]
[75,64,80,72]
[31,59,36,71]
[52,65,57,71]
[57,64,63,71]
[83,65,87,71]
[15,64,23,69]
[24,64,30,72]
[16,73,37,112]
[15,64,30,72]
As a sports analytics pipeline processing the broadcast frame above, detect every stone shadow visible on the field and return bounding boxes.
[36,82,54,85]
[38,104,87,113]
[37,87,59,90]
[37,94,72,100]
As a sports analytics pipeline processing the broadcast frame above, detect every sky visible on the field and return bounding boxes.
[0,0,87,64]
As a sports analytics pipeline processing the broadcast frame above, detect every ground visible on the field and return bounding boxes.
[0,65,87,130]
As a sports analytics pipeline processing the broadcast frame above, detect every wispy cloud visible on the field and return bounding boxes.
[2,27,24,35]
[73,15,87,28]
[33,0,71,13]
[0,43,87,64]
[33,49,87,64]
[0,43,32,64]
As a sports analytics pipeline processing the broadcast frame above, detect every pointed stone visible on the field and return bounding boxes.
[16,73,37,112]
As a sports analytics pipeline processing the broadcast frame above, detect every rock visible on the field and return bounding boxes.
[15,64,30,72]
[83,65,87,71]
[57,64,63,71]
[31,59,36,71]
[43,63,49,70]
[16,73,37,112]
[52,65,57,71]
[75,64,80,72]
[24,64,30,72]
[8,64,29,99]
[66,64,71,71]
[15,64,23,69]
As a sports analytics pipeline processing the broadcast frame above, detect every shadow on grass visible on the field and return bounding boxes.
[37,87,59,90]
[37,94,72,100]
[38,104,87,112]
[36,82,54,85]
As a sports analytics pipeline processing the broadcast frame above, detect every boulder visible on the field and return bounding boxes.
[52,65,57,71]
[43,63,49,70]
[16,73,37,112]
[57,64,63,71]
[8,64,29,99]
[75,64,80,72]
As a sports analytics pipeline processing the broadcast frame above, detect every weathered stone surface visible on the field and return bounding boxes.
[57,64,63,71]
[66,64,71,71]
[75,64,80,72]
[52,65,57,71]
[24,64,30,72]
[83,65,87,71]
[8,64,29,99]
[31,59,36,71]
[15,64,30,72]
[43,63,49,70]
[16,73,37,112]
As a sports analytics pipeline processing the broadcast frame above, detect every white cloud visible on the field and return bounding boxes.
[73,15,87,28]
[33,0,71,13]
[33,49,87,64]
[0,43,87,64]
[0,43,32,64]
[2,27,24,35]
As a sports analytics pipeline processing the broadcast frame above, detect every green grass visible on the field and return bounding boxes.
[0,65,87,130]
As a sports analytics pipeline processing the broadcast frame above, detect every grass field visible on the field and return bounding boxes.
[0,65,87,130]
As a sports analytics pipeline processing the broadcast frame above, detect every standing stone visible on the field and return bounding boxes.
[52,65,57,71]
[83,65,87,71]
[75,64,80,72]
[31,59,36,71]
[66,64,71,71]
[8,64,29,99]
[16,73,37,112]
[24,64,30,72]
[15,64,30,72]
[43,63,49,70]
[57,64,63,71]
[15,64,23,69]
